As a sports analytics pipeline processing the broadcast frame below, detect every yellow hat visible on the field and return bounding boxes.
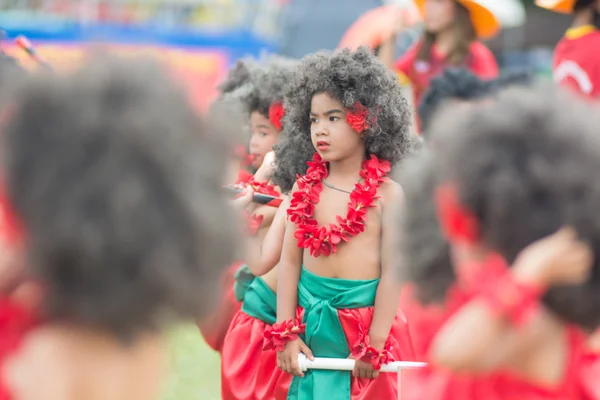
[414,0,500,39]
[534,0,576,13]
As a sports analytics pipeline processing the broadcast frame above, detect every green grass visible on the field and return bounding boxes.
[161,324,221,400]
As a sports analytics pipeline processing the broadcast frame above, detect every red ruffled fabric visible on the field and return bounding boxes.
[337,304,416,400]
[0,297,40,400]
[221,308,303,400]
[197,262,243,352]
[399,283,472,360]
[402,325,596,400]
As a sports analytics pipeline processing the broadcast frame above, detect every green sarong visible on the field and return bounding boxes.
[233,264,256,302]
[287,267,380,400]
[241,276,277,325]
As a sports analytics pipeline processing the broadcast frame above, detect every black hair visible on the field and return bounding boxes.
[3,56,240,337]
[272,47,412,193]
[419,68,492,134]
[217,59,256,98]
[574,0,600,27]
[221,55,297,118]
[429,84,600,330]
[398,150,454,304]
[419,68,535,136]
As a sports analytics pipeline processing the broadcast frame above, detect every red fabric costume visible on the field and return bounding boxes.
[197,261,243,352]
[221,277,295,400]
[553,25,600,98]
[395,41,498,111]
[402,326,600,400]
[399,283,471,360]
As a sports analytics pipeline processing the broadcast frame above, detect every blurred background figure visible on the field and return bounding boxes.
[0,1,595,400]
[0,0,582,113]
[535,0,600,97]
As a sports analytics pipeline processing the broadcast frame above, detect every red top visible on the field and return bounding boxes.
[553,26,600,98]
[0,297,40,400]
[395,41,499,110]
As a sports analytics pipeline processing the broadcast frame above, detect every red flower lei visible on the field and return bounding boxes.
[287,153,390,257]
[235,175,279,197]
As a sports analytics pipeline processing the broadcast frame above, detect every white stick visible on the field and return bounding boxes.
[297,354,427,373]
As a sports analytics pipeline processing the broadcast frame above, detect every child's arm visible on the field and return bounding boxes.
[430,227,592,373]
[369,184,404,348]
[276,183,313,377]
[245,197,290,276]
[355,183,405,379]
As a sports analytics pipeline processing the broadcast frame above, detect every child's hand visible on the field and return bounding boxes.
[277,338,313,377]
[513,227,593,287]
[230,188,254,211]
[352,359,379,379]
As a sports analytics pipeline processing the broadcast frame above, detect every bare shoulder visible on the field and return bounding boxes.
[379,179,404,208]
[4,328,74,399]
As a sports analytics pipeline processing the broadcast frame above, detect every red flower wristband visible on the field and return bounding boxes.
[350,326,395,370]
[480,269,544,327]
[263,318,306,352]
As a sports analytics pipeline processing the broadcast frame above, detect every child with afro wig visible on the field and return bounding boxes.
[400,84,600,399]
[198,55,297,357]
[271,47,415,400]
[0,55,239,400]
[218,55,300,400]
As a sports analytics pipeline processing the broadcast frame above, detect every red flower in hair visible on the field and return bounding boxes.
[269,102,285,131]
[0,188,24,247]
[346,102,370,133]
[435,183,480,245]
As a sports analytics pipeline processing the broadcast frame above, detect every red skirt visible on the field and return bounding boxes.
[197,262,243,353]
[338,306,416,400]
[221,277,292,400]
[221,312,291,400]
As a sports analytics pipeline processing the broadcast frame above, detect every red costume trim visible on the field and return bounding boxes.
[287,153,390,257]
[263,318,306,352]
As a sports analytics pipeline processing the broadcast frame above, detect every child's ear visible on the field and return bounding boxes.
[434,183,480,246]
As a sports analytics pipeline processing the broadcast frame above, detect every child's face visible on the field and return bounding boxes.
[310,92,363,162]
[249,111,280,170]
[424,0,456,33]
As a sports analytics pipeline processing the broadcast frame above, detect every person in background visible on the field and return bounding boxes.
[379,0,499,129]
[536,0,600,98]
[418,67,533,134]
[0,56,240,400]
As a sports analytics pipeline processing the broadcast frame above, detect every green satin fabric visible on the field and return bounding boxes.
[233,264,256,302]
[287,267,379,400]
[240,276,277,325]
